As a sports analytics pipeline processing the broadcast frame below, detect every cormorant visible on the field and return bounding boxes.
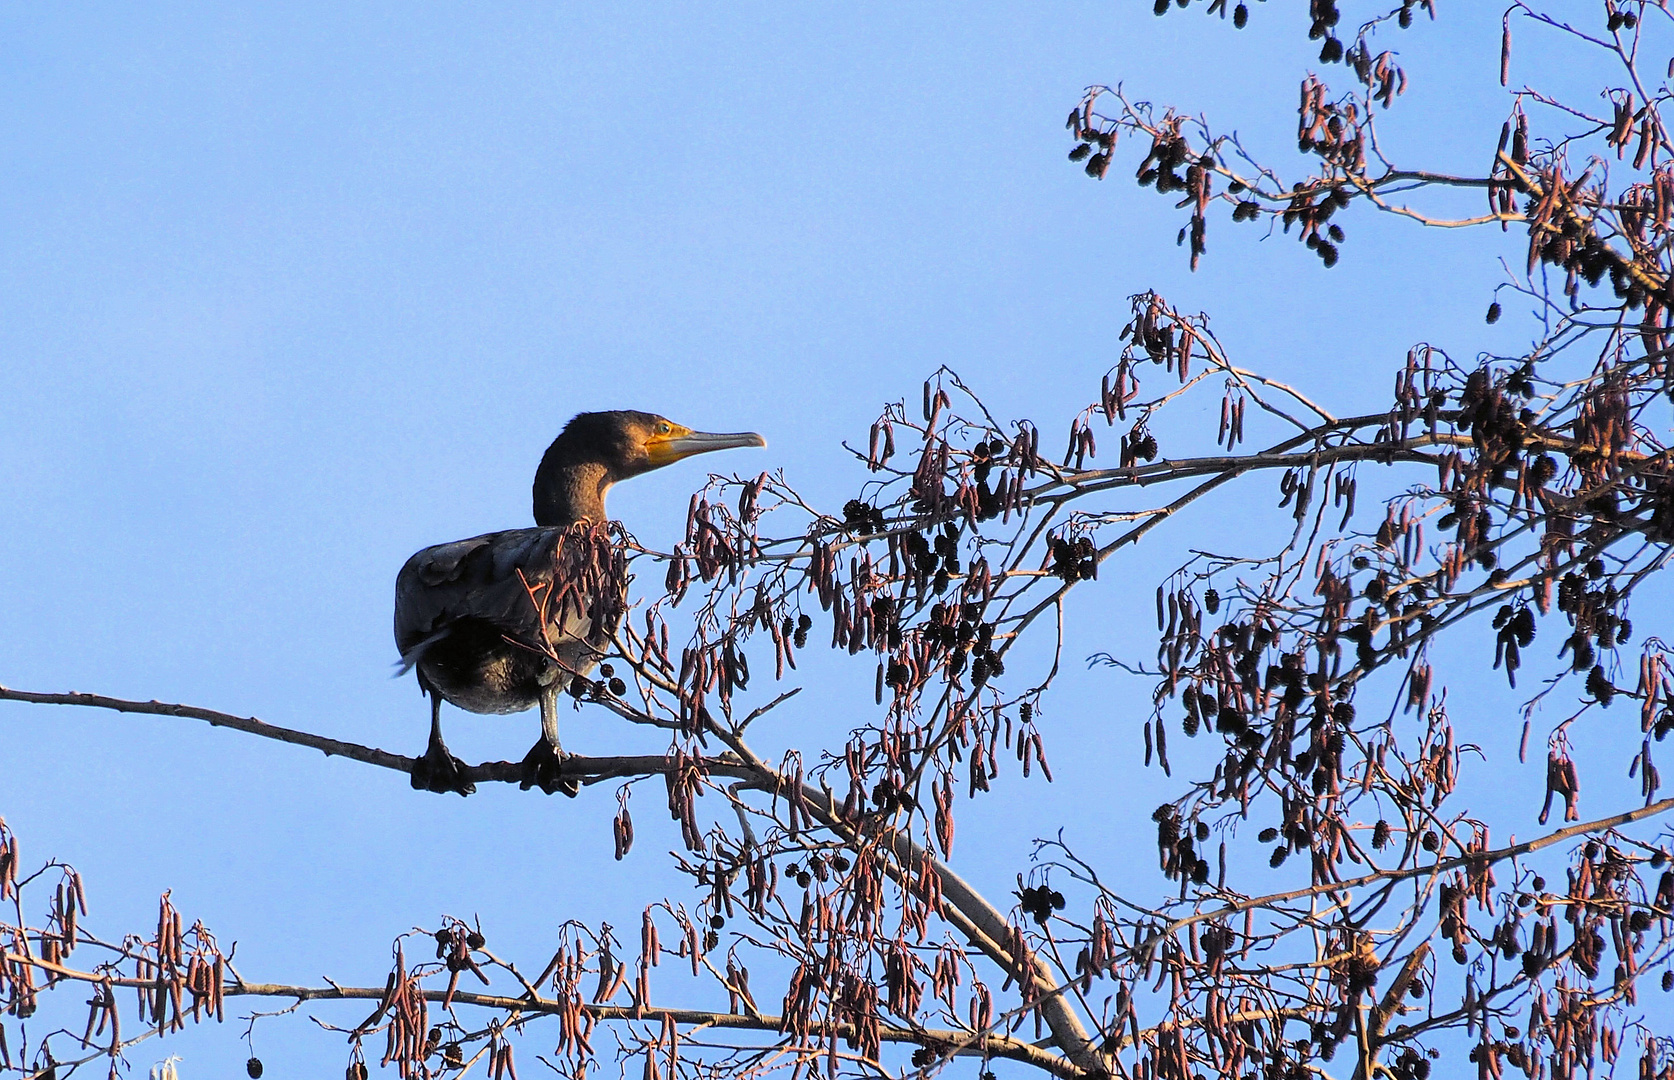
[395,411,765,796]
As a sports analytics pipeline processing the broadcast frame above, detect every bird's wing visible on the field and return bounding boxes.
[394,527,608,671]
[395,528,555,660]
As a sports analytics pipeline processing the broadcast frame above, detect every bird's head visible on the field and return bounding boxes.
[607,411,766,478]
[534,410,766,525]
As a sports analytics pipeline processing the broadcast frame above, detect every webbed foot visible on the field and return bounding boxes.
[519,740,579,797]
[411,733,476,796]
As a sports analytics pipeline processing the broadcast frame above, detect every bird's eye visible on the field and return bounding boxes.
[656,422,671,434]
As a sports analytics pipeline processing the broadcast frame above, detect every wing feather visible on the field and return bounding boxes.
[395,528,563,659]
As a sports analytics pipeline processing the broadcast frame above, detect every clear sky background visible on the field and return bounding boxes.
[1,4,1647,1077]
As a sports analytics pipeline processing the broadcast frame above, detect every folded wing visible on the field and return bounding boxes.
[395,527,600,677]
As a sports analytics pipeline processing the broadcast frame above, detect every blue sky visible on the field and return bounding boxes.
[0,4,1631,1076]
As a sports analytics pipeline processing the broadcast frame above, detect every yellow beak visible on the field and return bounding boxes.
[646,428,767,468]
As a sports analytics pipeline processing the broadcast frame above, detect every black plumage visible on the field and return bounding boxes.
[395,410,764,795]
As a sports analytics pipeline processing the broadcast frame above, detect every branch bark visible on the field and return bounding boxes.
[1140,796,1674,944]
[0,684,1105,1075]
[1,953,1086,1079]
[0,685,754,787]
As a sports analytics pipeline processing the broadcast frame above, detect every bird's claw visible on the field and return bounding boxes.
[520,740,579,797]
[411,737,476,796]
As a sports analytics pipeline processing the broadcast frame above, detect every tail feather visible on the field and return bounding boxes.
[393,627,451,678]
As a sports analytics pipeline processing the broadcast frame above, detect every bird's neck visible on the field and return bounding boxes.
[533,460,612,526]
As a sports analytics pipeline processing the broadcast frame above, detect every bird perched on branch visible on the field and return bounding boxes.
[395,411,765,796]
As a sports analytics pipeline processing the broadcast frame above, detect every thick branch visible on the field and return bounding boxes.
[0,953,1084,1080]
[788,782,1101,1073]
[0,686,753,787]
[1,684,1102,1075]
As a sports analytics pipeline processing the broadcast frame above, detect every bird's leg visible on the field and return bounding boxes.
[540,687,562,753]
[520,685,579,797]
[412,693,476,796]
